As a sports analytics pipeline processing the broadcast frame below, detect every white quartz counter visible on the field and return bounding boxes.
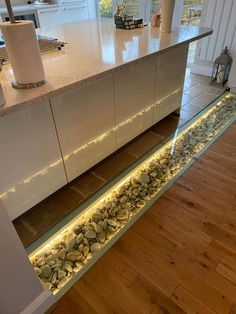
[0,19,212,116]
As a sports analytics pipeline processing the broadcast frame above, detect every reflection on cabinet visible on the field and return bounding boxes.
[153,44,188,123]
[51,75,116,182]
[114,56,156,148]
[38,7,62,27]
[0,101,67,220]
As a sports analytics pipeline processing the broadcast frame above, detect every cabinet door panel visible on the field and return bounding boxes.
[61,3,88,23]
[38,8,62,27]
[114,56,156,148]
[154,44,188,124]
[0,101,67,220]
[51,75,116,182]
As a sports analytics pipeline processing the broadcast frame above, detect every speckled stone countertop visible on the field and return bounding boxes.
[0,19,212,116]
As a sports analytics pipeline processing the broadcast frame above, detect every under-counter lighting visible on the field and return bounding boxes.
[28,92,236,297]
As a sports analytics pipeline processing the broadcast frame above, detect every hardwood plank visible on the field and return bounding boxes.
[203,222,236,252]
[128,275,186,314]
[171,286,215,314]
[172,246,236,304]
[216,261,236,285]
[208,239,236,261]
[231,305,236,314]
[58,286,96,314]
[114,232,178,297]
[117,232,233,314]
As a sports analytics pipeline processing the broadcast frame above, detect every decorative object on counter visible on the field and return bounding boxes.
[0,83,5,107]
[114,2,143,30]
[151,13,161,27]
[160,0,175,33]
[0,34,65,64]
[0,0,45,89]
[211,46,232,86]
[29,92,236,296]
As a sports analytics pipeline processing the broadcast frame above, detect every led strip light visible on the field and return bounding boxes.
[28,92,236,299]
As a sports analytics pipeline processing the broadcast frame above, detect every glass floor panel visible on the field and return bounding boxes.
[27,92,236,299]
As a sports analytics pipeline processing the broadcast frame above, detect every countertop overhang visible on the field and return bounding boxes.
[0,19,212,116]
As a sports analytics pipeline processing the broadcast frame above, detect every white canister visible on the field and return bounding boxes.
[161,0,176,33]
[0,20,45,88]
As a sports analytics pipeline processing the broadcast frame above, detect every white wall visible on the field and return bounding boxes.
[0,200,55,314]
[192,0,236,78]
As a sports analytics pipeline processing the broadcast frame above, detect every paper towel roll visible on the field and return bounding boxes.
[161,0,176,33]
[0,21,45,86]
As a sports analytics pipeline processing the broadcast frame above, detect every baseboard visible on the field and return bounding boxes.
[20,290,56,314]
[191,64,212,77]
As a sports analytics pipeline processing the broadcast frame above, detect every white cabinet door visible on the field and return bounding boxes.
[0,101,67,220]
[114,56,156,148]
[154,44,189,123]
[51,75,116,182]
[38,7,62,27]
[61,1,88,24]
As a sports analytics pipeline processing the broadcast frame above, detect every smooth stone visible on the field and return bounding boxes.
[137,172,150,184]
[83,246,90,257]
[120,195,128,204]
[75,233,84,244]
[93,224,103,234]
[64,263,73,273]
[50,272,57,285]
[57,277,68,289]
[66,238,76,250]
[57,270,66,280]
[34,267,42,276]
[98,231,106,243]
[58,250,66,260]
[92,213,103,223]
[37,257,45,267]
[85,230,97,239]
[40,265,52,279]
[91,242,101,253]
[66,251,83,262]
[107,219,116,227]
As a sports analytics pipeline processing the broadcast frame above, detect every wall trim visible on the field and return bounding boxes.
[191,64,212,77]
[20,290,56,314]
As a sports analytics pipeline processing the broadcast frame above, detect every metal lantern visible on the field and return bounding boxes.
[211,46,232,86]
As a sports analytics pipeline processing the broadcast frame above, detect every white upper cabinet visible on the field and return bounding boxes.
[114,56,156,148]
[38,7,62,27]
[0,101,67,220]
[153,44,188,123]
[50,75,116,182]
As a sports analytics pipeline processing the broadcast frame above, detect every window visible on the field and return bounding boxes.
[98,0,113,18]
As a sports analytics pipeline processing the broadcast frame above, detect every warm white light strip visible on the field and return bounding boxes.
[29,93,236,295]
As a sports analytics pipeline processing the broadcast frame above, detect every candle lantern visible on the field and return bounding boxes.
[211,46,232,86]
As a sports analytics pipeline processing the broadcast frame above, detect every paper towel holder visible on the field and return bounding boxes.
[11,80,45,89]
[1,0,46,89]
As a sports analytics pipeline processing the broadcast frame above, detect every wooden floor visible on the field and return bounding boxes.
[49,120,236,314]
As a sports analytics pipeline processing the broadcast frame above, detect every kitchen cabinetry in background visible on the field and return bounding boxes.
[38,7,61,27]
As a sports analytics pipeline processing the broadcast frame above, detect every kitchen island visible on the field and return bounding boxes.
[0,19,212,220]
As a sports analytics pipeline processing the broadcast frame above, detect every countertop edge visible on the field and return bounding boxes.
[0,27,213,118]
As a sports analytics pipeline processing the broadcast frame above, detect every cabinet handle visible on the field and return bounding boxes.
[39,9,59,14]
[62,0,85,4]
[63,6,86,10]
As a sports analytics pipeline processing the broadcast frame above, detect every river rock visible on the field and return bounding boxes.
[76,233,84,244]
[50,272,57,285]
[34,267,42,276]
[66,238,76,250]
[98,231,106,243]
[107,219,116,227]
[83,246,90,257]
[66,251,83,262]
[120,195,128,204]
[58,270,66,280]
[58,250,66,260]
[40,265,52,278]
[137,172,150,184]
[91,242,101,253]
[85,230,97,239]
[93,224,103,234]
[92,213,103,223]
[57,277,68,289]
[37,257,45,267]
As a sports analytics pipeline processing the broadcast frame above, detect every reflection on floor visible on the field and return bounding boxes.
[13,69,224,247]
[50,122,236,314]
